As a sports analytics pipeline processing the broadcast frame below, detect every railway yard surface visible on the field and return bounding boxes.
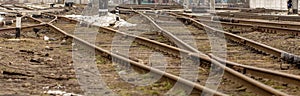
[0,2,300,96]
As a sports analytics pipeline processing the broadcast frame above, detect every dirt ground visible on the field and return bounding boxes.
[0,28,83,95]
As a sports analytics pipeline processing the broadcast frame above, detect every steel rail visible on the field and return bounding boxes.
[188,15,300,35]
[117,4,183,10]
[170,11,300,88]
[177,14,300,35]
[26,15,44,23]
[136,11,200,53]
[213,16,300,29]
[0,4,13,10]
[163,14,300,86]
[0,19,16,27]
[209,54,300,86]
[26,13,58,24]
[197,19,300,36]
[0,12,286,95]
[216,12,300,22]
[0,15,30,27]
[40,13,58,24]
[16,15,300,89]
[171,13,300,66]
[0,24,46,36]
[46,14,231,95]
[13,4,34,10]
[47,23,227,96]
[2,15,300,95]
[52,15,290,96]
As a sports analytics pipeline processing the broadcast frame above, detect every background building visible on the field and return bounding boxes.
[250,0,300,10]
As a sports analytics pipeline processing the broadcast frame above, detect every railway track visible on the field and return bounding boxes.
[118,4,183,10]
[29,12,290,94]
[31,14,57,23]
[47,11,296,95]
[178,14,300,35]
[216,12,300,22]
[0,15,42,29]
[0,15,45,37]
[185,15,300,57]
[50,13,226,96]
[120,9,297,94]
[26,12,224,95]
[173,13,300,65]
[160,12,300,95]
[1,9,299,95]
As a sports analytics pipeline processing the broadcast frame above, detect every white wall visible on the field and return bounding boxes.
[250,0,300,10]
[73,0,89,4]
[16,0,90,4]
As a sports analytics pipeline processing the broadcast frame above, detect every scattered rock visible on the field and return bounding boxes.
[45,46,54,50]
[49,38,57,41]
[236,87,247,92]
[118,70,127,75]
[44,53,49,57]
[30,57,44,63]
[104,91,110,94]
[22,82,31,87]
[127,78,135,82]
[44,36,49,41]
[61,40,68,45]
[19,49,34,54]
[282,83,288,87]
[46,58,53,61]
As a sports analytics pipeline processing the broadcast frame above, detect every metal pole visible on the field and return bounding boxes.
[183,0,189,10]
[280,0,282,10]
[15,14,22,38]
[292,0,298,14]
[99,0,108,16]
[115,6,120,21]
[210,0,215,13]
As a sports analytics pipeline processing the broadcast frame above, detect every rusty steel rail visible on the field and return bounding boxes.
[12,13,228,95]
[0,4,13,10]
[58,13,291,95]
[169,11,300,89]
[136,11,200,53]
[216,12,300,22]
[47,23,228,96]
[26,13,58,24]
[0,15,30,27]
[199,19,300,36]
[117,4,183,10]
[179,13,300,35]
[13,4,34,10]
[26,15,44,23]
[61,14,300,86]
[0,15,45,36]
[0,15,294,95]
[212,16,300,29]
[209,54,300,86]
[0,19,16,27]
[192,15,300,36]
[0,24,46,36]
[172,13,300,66]
[41,13,58,23]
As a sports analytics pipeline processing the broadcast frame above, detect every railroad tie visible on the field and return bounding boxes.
[281,52,300,66]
